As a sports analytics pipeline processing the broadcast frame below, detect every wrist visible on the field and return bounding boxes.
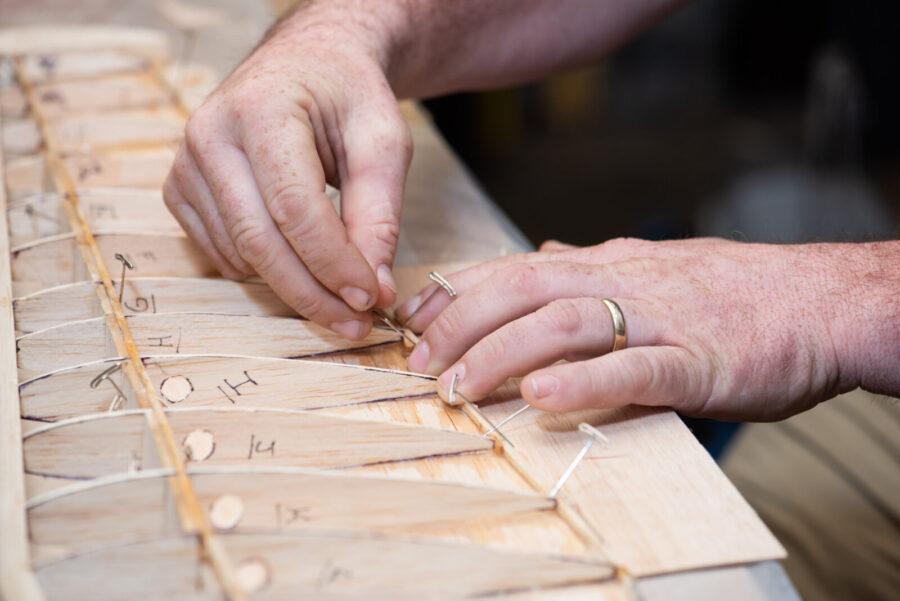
[823,241,900,397]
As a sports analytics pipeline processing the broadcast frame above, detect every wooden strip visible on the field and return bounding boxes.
[22,408,494,479]
[35,532,613,600]
[14,277,294,334]
[11,233,217,295]
[27,467,556,560]
[15,56,242,599]
[20,355,435,421]
[2,118,42,156]
[0,26,168,63]
[16,314,401,378]
[8,189,180,245]
[0,91,46,601]
[30,72,173,118]
[50,107,184,153]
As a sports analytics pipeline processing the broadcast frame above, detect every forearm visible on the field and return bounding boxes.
[272,0,688,98]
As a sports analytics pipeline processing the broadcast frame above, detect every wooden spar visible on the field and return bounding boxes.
[15,53,245,600]
[26,467,558,559]
[16,314,402,377]
[0,82,46,601]
[50,107,185,152]
[13,277,295,334]
[34,532,613,600]
[7,189,181,245]
[22,408,494,479]
[20,355,435,420]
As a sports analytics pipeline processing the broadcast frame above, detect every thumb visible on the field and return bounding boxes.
[340,100,413,308]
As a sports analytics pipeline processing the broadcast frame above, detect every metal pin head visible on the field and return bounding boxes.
[578,422,611,449]
[427,272,457,298]
[446,373,463,406]
[114,253,134,270]
[114,253,134,304]
[401,271,458,327]
[549,422,611,498]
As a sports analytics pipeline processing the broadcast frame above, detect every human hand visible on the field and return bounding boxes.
[163,4,412,339]
[399,238,880,421]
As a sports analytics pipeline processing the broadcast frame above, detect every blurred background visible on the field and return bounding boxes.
[423,0,900,456]
[425,0,900,249]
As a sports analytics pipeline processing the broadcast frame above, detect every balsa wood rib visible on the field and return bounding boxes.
[13,277,295,334]
[27,468,556,560]
[23,409,494,479]
[20,355,435,420]
[16,314,401,378]
[35,533,613,601]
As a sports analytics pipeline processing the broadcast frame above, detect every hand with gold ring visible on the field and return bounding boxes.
[398,237,900,421]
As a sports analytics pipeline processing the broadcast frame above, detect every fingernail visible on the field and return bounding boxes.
[330,319,364,339]
[397,294,421,322]
[340,286,373,312]
[439,363,465,390]
[530,374,559,398]
[407,340,430,373]
[377,264,397,294]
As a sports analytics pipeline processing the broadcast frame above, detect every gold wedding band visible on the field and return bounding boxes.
[601,298,627,352]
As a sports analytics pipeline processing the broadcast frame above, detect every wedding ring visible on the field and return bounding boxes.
[601,298,627,352]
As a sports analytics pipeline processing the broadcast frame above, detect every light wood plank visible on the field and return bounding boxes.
[0,26,168,63]
[35,532,613,600]
[16,313,401,378]
[2,118,42,156]
[31,72,172,118]
[0,97,46,601]
[479,385,787,576]
[27,467,556,560]
[23,409,495,479]
[14,277,294,334]
[11,233,216,295]
[50,106,184,153]
[20,355,435,420]
[8,189,180,245]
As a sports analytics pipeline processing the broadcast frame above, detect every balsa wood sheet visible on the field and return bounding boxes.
[0,24,783,601]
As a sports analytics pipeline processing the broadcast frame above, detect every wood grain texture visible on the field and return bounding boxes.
[11,232,217,294]
[0,93,46,601]
[27,467,558,561]
[21,355,436,420]
[34,533,613,600]
[0,27,168,62]
[8,189,180,245]
[13,277,295,334]
[23,408,494,479]
[477,385,786,576]
[16,313,401,378]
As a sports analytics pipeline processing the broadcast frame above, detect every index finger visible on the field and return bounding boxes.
[240,106,379,312]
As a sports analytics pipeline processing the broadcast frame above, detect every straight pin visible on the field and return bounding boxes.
[372,308,416,345]
[400,271,458,327]
[114,252,134,304]
[482,404,530,438]
[90,362,126,412]
[549,422,611,498]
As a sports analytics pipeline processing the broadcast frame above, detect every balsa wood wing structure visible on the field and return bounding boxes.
[0,24,785,601]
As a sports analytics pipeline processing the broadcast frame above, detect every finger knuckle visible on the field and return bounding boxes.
[538,299,585,337]
[501,264,541,297]
[429,304,465,344]
[232,220,277,273]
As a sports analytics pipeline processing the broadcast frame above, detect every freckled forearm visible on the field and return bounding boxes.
[269,0,688,98]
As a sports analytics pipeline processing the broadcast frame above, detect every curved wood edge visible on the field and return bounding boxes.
[0,26,169,60]
[0,97,46,600]
[32,532,614,599]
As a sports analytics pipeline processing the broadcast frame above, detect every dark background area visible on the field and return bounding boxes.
[423,0,900,456]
